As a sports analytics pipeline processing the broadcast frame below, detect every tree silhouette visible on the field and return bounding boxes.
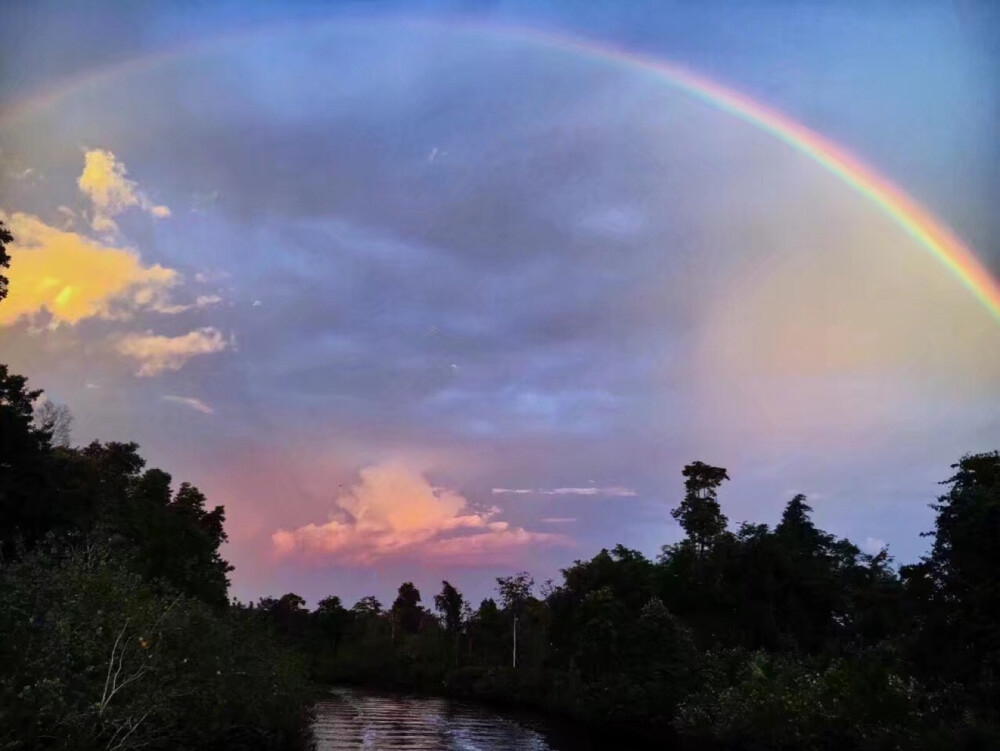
[672,461,730,555]
[391,582,424,635]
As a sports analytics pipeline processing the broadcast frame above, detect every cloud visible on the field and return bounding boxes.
[161,395,214,414]
[194,269,230,284]
[492,486,637,497]
[863,537,887,556]
[116,327,228,376]
[153,294,223,314]
[0,211,178,327]
[77,149,170,232]
[540,517,576,524]
[56,206,76,228]
[272,462,568,566]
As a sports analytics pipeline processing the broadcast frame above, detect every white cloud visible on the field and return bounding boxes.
[153,294,223,315]
[273,462,568,566]
[116,327,228,376]
[161,395,214,414]
[863,537,887,556]
[540,517,576,523]
[194,269,230,284]
[492,486,637,497]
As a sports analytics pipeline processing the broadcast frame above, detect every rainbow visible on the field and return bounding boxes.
[3,17,998,323]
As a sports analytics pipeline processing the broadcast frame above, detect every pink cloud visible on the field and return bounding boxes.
[271,462,569,566]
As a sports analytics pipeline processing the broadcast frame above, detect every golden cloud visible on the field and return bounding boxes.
[116,327,228,376]
[272,462,569,566]
[77,149,170,232]
[0,211,177,327]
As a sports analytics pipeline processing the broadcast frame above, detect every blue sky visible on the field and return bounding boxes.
[1,0,998,607]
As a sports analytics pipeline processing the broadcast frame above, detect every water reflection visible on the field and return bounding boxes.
[312,688,585,750]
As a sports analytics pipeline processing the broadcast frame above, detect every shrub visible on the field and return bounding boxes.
[0,537,312,751]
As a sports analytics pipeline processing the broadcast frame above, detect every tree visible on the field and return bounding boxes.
[315,595,349,655]
[497,572,534,667]
[0,365,53,547]
[435,581,465,665]
[496,571,534,613]
[434,580,465,636]
[352,595,382,618]
[672,461,730,555]
[775,494,828,554]
[0,219,11,302]
[34,400,73,448]
[391,582,424,635]
[903,451,1000,706]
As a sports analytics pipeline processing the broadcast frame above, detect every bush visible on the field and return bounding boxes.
[675,648,924,750]
[0,537,313,751]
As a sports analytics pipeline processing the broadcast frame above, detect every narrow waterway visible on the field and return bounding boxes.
[312,687,617,750]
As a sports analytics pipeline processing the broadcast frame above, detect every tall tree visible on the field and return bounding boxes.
[435,580,465,664]
[497,572,534,667]
[672,461,729,555]
[434,580,465,636]
[391,582,424,635]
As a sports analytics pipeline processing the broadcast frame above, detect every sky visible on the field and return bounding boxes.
[1,0,998,608]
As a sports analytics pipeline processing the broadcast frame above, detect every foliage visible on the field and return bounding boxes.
[0,538,312,751]
[675,648,926,750]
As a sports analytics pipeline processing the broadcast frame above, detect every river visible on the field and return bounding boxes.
[312,688,620,750]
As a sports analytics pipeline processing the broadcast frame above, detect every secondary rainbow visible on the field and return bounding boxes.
[2,17,998,323]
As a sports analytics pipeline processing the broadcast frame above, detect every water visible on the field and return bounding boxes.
[312,688,609,750]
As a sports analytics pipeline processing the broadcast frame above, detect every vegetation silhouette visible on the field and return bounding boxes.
[2,219,999,749]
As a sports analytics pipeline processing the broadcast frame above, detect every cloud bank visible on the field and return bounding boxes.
[272,462,568,566]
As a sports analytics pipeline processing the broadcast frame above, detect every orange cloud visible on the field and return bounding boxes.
[116,327,228,376]
[77,149,170,232]
[272,462,569,566]
[0,211,177,327]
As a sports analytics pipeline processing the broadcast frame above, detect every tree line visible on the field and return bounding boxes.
[3,219,1000,749]
[248,455,1000,750]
